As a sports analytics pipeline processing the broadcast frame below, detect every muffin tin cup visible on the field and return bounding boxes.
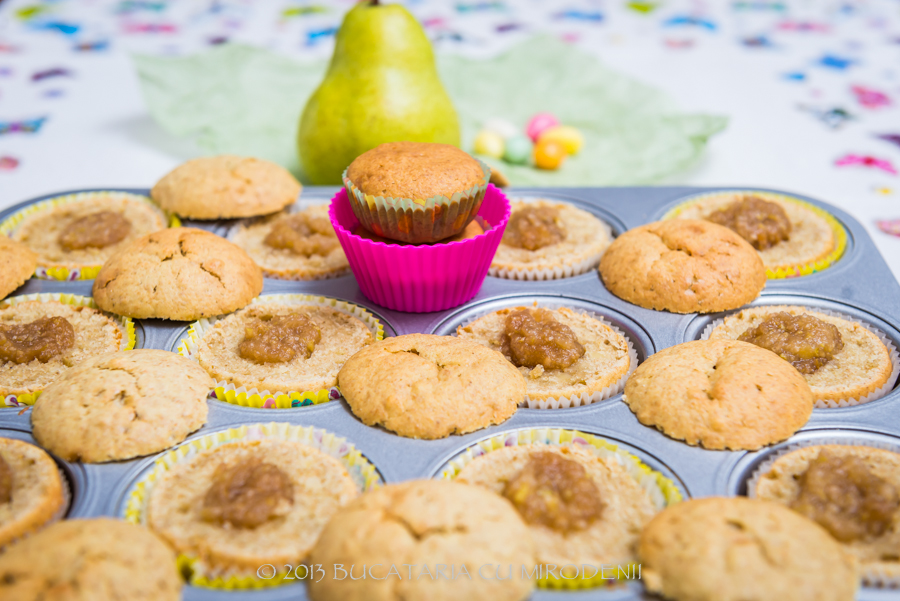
[0,191,178,281]
[123,422,383,590]
[1,293,136,406]
[437,426,683,589]
[176,294,385,409]
[453,303,639,409]
[329,184,511,313]
[699,306,900,408]
[341,160,490,244]
[662,190,848,279]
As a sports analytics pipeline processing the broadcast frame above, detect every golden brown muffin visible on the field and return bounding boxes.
[32,350,211,463]
[456,444,657,570]
[457,306,632,406]
[346,141,485,200]
[151,155,301,219]
[308,480,535,601]
[599,219,766,313]
[0,237,36,300]
[639,497,858,601]
[0,438,65,548]
[623,339,813,450]
[0,300,126,399]
[147,439,358,574]
[352,218,485,245]
[0,518,182,601]
[93,227,263,321]
[707,305,895,405]
[754,444,900,583]
[337,334,525,439]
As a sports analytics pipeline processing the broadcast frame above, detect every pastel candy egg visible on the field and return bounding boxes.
[539,125,584,155]
[473,130,505,158]
[526,112,560,142]
[503,135,531,165]
[482,118,519,140]
[534,138,567,170]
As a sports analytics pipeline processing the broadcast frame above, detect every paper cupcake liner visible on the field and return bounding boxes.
[330,185,512,313]
[342,159,490,244]
[176,294,384,409]
[455,304,638,409]
[700,306,900,408]
[663,190,847,279]
[1,293,136,407]
[745,436,900,588]
[0,191,179,281]
[439,427,683,589]
[123,422,382,589]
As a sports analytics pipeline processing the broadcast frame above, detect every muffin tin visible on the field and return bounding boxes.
[2,185,899,601]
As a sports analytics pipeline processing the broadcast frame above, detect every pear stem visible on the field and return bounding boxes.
[370,0,379,5]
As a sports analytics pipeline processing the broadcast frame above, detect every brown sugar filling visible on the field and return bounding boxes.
[58,211,132,251]
[264,212,340,256]
[738,312,843,374]
[706,196,791,250]
[504,205,566,250]
[503,451,603,533]
[238,314,321,364]
[501,308,585,370]
[0,316,75,364]
[201,457,294,529]
[0,455,12,503]
[791,449,899,542]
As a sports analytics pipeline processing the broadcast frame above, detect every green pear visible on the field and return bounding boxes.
[297,0,461,185]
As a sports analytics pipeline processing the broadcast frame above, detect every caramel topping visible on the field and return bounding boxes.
[504,205,566,250]
[0,455,12,504]
[0,316,75,364]
[501,308,585,370]
[201,457,294,529]
[263,212,340,256]
[238,314,321,364]
[738,312,843,374]
[58,211,132,251]
[503,451,603,533]
[706,196,792,250]
[791,449,899,542]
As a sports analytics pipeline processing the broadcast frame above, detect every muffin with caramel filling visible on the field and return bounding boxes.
[754,444,900,584]
[230,205,349,280]
[490,199,612,280]
[707,305,896,405]
[457,306,632,408]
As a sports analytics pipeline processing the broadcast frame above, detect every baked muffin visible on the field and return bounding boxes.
[0,518,182,601]
[352,218,485,245]
[308,480,535,601]
[490,200,612,280]
[343,141,489,243]
[192,301,375,397]
[667,191,844,277]
[0,437,65,548]
[151,155,301,219]
[599,219,766,314]
[623,339,814,450]
[455,444,658,580]
[32,350,211,462]
[753,444,900,585]
[639,497,857,601]
[147,439,359,576]
[337,334,525,439]
[229,205,349,280]
[93,227,263,321]
[0,237,36,299]
[707,305,897,406]
[6,193,168,279]
[0,298,129,402]
[457,306,633,408]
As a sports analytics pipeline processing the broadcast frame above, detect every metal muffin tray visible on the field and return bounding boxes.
[2,185,899,601]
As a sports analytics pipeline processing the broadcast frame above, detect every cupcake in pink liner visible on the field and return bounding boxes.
[329,184,510,313]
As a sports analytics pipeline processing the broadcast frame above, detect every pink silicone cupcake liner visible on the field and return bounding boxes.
[329,184,511,313]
